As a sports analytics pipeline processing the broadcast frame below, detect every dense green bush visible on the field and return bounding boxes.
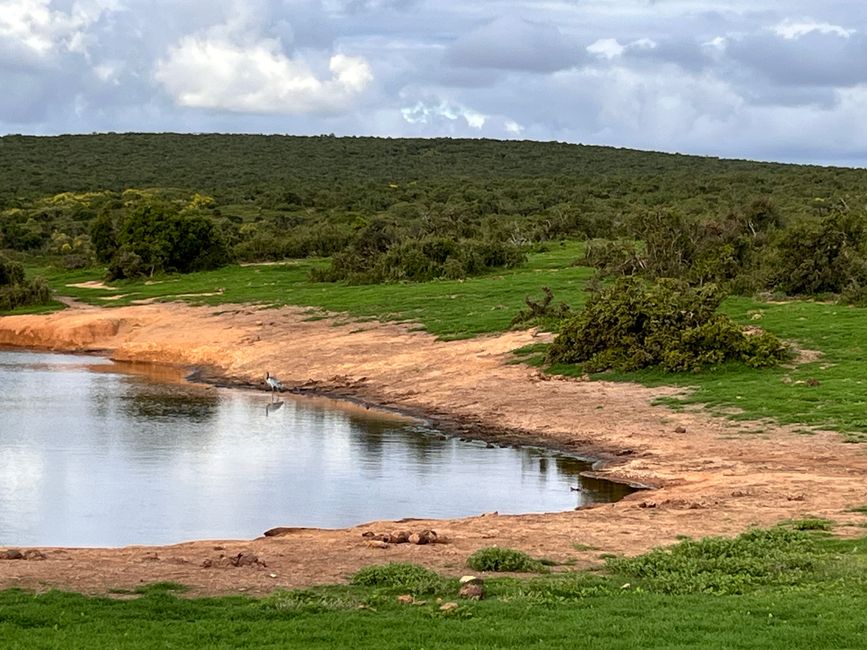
[581,239,645,277]
[93,199,230,279]
[0,255,25,286]
[547,277,789,372]
[771,210,867,296]
[0,255,52,311]
[312,235,525,284]
[466,547,546,573]
[233,222,352,262]
[350,563,445,593]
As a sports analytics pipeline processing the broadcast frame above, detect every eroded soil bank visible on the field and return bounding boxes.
[1,303,866,595]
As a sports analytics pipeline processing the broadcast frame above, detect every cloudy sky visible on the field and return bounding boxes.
[2,0,867,166]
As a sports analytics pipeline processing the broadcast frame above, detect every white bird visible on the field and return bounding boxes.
[265,371,283,393]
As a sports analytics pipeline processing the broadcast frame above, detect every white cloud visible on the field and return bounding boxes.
[401,99,487,129]
[773,20,855,40]
[587,38,624,60]
[504,119,523,135]
[155,35,372,114]
[587,37,655,61]
[0,0,117,59]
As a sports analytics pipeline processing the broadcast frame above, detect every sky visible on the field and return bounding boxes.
[2,0,867,166]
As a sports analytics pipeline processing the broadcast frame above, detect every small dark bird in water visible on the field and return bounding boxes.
[570,486,584,492]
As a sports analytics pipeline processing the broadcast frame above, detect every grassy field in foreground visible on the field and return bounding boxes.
[1,527,865,649]
[11,243,867,440]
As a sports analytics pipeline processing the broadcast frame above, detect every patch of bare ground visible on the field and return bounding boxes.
[1,302,866,596]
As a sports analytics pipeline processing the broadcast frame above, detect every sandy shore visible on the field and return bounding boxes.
[1,302,866,595]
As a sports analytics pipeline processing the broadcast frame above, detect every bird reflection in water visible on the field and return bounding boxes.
[265,400,284,417]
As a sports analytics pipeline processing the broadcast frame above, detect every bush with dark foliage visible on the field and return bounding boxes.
[0,255,51,311]
[547,277,789,372]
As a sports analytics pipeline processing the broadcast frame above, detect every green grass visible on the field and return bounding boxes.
[1,530,864,649]
[24,243,591,340]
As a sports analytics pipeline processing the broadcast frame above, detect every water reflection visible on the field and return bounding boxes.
[119,389,219,423]
[265,400,283,416]
[0,350,633,547]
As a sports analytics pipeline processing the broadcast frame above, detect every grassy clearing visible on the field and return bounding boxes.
[25,243,591,340]
[1,530,864,649]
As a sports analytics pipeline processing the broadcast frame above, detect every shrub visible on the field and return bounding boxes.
[581,239,645,277]
[312,237,525,284]
[104,201,229,279]
[107,247,147,280]
[466,547,546,573]
[605,528,817,594]
[511,287,572,329]
[0,255,25,286]
[771,210,867,296]
[547,277,789,372]
[350,563,445,593]
[0,255,52,311]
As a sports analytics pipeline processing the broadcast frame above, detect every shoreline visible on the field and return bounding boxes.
[2,301,867,595]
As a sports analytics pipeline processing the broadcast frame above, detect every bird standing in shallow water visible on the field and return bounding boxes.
[265,372,283,399]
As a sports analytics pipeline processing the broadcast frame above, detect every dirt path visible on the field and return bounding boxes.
[1,303,866,595]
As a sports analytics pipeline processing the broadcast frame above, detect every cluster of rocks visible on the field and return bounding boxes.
[361,529,444,548]
[0,549,46,561]
[201,552,266,569]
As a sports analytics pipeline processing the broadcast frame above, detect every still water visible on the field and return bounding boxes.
[0,350,631,547]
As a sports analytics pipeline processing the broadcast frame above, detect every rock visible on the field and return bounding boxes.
[458,576,485,601]
[638,500,657,508]
[458,583,485,600]
[366,540,389,549]
[0,549,24,560]
[397,594,414,604]
[439,602,459,612]
[22,550,46,561]
[232,553,264,568]
[674,426,687,433]
[201,559,213,568]
[390,531,409,544]
[361,531,376,539]
[264,527,302,537]
[141,552,160,562]
[409,529,438,545]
